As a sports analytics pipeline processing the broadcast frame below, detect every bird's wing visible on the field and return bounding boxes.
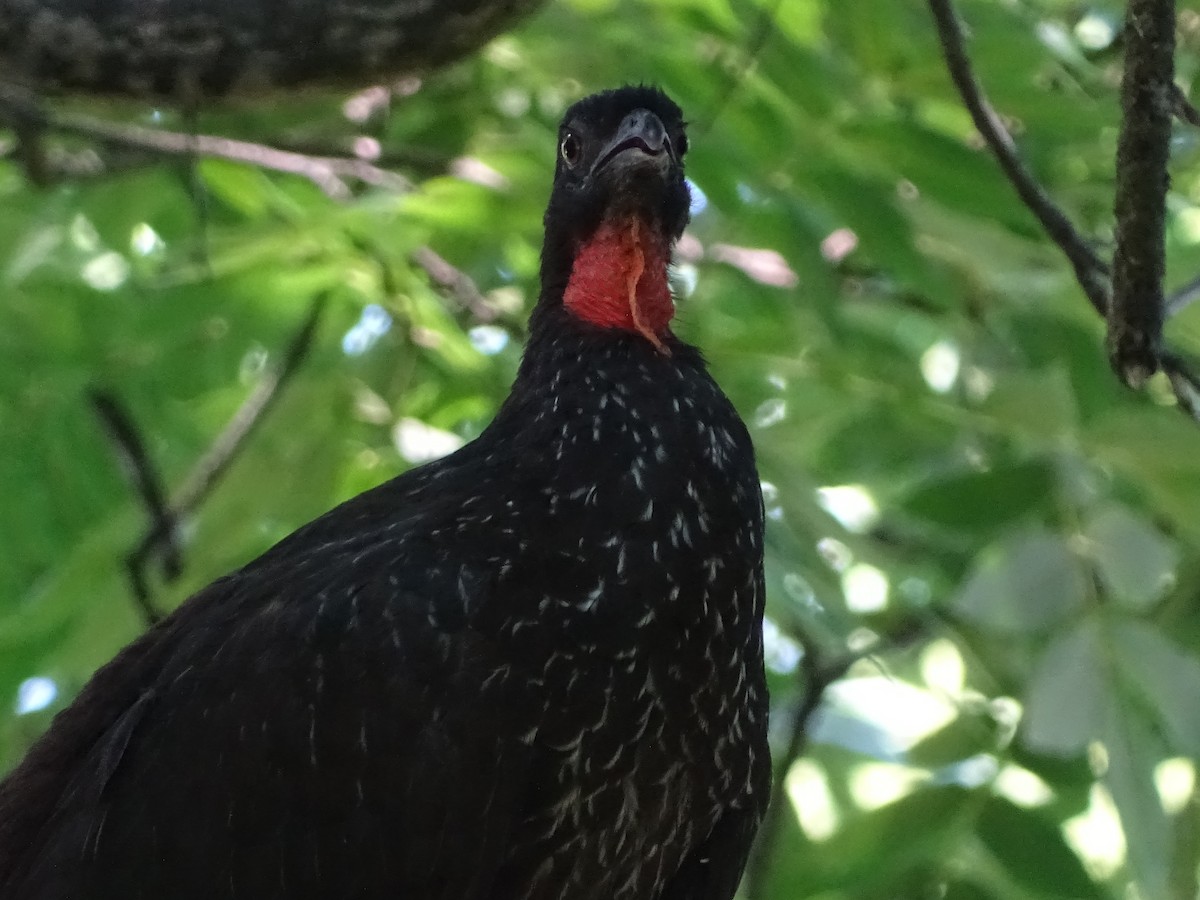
[657,804,763,900]
[2,546,539,900]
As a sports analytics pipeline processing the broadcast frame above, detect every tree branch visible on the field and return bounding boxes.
[1108,0,1175,387]
[1166,273,1200,317]
[929,0,1200,424]
[0,84,411,198]
[411,246,502,322]
[928,0,1111,317]
[100,296,327,623]
[741,649,845,900]
[1172,83,1200,127]
[169,295,327,519]
[0,0,545,98]
[742,621,927,900]
[1162,351,1200,419]
[89,390,181,625]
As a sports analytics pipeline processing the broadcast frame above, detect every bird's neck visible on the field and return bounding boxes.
[561,218,674,353]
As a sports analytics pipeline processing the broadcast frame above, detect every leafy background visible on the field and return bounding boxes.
[4,0,1200,897]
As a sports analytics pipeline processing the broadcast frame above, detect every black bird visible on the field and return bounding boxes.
[0,85,769,900]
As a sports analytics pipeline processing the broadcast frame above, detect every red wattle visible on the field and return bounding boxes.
[562,219,674,347]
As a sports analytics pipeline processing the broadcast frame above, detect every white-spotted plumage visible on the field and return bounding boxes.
[0,85,767,900]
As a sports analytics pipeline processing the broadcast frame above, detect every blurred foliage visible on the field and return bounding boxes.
[3,0,1200,898]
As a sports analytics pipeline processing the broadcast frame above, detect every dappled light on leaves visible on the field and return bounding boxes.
[848,762,927,811]
[13,678,56,716]
[919,340,960,393]
[392,417,465,463]
[786,760,840,841]
[3,0,1200,897]
[1153,757,1196,815]
[994,764,1054,808]
[342,304,394,356]
[841,563,889,614]
[817,484,880,533]
[918,638,965,695]
[762,617,802,675]
[1064,785,1127,880]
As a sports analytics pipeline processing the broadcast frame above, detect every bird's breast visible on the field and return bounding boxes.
[449,354,767,899]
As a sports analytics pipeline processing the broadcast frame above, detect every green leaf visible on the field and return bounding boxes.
[979,366,1079,436]
[766,785,976,896]
[976,796,1102,898]
[1022,621,1105,757]
[1111,619,1200,756]
[1103,693,1171,900]
[906,706,1003,768]
[942,878,1004,900]
[952,529,1087,634]
[1083,506,1178,612]
[901,460,1056,536]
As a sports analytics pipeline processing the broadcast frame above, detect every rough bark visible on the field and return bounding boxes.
[0,0,545,98]
[1108,0,1175,386]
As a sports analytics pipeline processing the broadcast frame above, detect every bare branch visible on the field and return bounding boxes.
[742,621,927,900]
[411,246,501,322]
[274,137,453,178]
[928,0,1111,316]
[0,84,411,198]
[89,390,178,625]
[170,295,327,518]
[1172,84,1200,127]
[106,296,327,621]
[929,0,1200,424]
[1162,352,1200,419]
[742,650,841,900]
[696,0,785,137]
[1166,273,1200,317]
[1108,0,1175,387]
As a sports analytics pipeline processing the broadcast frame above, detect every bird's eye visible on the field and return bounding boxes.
[676,134,689,157]
[560,133,582,167]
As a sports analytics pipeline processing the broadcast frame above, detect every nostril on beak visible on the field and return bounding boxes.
[620,110,666,154]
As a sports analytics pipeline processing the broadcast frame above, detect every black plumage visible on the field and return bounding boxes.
[0,85,769,900]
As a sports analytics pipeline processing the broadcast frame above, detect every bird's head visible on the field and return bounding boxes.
[538,85,690,352]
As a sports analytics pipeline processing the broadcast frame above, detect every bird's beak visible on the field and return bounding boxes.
[590,109,675,178]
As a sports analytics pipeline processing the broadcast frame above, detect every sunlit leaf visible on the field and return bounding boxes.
[1103,693,1172,900]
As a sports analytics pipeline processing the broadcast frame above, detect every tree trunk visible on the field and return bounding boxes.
[0,0,546,97]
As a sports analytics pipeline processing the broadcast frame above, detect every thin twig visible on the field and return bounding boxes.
[1166,273,1200,317]
[0,84,411,198]
[0,128,179,180]
[1108,0,1175,387]
[928,0,1112,316]
[1172,84,1200,127]
[929,0,1200,424]
[411,246,501,322]
[9,113,50,187]
[115,296,327,620]
[694,0,785,137]
[274,137,452,177]
[742,650,844,900]
[742,621,927,900]
[89,390,180,625]
[170,295,327,518]
[1162,351,1200,419]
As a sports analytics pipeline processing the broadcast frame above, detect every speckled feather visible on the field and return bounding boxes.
[0,86,769,900]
